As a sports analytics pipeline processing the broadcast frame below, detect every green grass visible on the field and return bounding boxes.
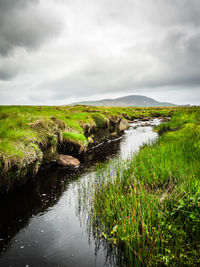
[0,105,195,191]
[62,131,88,145]
[82,108,200,266]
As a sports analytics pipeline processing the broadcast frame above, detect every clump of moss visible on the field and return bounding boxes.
[62,131,88,146]
[92,113,109,128]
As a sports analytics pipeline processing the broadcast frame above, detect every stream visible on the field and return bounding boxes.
[0,118,161,267]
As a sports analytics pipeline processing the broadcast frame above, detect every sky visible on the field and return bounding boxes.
[0,0,200,105]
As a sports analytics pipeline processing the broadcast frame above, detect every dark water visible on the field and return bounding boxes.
[0,119,160,267]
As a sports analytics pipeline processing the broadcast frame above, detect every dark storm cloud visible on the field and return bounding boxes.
[0,0,200,104]
[0,0,62,56]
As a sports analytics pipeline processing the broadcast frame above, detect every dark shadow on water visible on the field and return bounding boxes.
[0,137,122,257]
[0,120,160,266]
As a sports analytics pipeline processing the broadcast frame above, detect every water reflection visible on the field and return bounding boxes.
[0,119,160,267]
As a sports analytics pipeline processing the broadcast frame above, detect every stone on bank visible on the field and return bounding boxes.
[57,154,80,168]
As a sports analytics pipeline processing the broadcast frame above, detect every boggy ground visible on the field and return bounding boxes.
[0,105,192,192]
[83,107,200,266]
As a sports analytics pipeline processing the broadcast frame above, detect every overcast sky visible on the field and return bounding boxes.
[0,0,200,105]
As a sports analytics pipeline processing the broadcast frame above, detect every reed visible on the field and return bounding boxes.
[81,108,200,266]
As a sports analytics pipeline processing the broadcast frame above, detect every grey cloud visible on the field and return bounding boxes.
[30,26,200,102]
[148,30,200,88]
[0,53,22,80]
[0,68,18,80]
[0,0,62,56]
[141,0,200,27]
[0,0,32,12]
[0,0,200,105]
[91,0,200,29]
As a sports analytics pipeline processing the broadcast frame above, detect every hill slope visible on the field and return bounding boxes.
[71,95,176,107]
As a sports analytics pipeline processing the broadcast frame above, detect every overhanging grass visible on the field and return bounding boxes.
[62,131,88,145]
[0,105,184,160]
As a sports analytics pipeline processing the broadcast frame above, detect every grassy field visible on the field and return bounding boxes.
[82,107,200,266]
[0,105,183,192]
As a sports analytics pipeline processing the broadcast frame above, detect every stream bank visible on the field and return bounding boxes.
[0,115,129,193]
[0,118,161,267]
[0,104,176,193]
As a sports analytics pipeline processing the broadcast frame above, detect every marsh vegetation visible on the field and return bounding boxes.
[80,108,200,266]
[0,105,199,266]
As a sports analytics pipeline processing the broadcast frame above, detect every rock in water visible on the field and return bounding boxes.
[58,154,80,168]
[140,117,150,121]
[119,119,129,132]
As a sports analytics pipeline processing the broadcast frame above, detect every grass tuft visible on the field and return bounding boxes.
[62,131,88,145]
[82,108,200,266]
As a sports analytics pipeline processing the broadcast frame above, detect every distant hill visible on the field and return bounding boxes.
[71,95,176,107]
